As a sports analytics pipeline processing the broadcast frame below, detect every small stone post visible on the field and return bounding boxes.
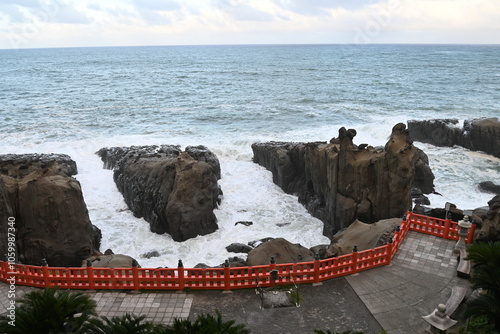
[454,216,472,254]
[422,304,457,333]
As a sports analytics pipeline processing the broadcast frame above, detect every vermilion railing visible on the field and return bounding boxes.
[0,212,475,291]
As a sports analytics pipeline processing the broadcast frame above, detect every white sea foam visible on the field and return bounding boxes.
[2,124,498,268]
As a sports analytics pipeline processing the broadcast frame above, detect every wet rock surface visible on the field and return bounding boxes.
[97,145,222,242]
[408,117,500,158]
[0,154,95,267]
[252,124,434,237]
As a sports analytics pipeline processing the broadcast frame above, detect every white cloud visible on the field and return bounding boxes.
[0,0,499,49]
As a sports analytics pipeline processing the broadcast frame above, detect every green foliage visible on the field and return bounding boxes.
[163,310,251,334]
[460,315,500,334]
[0,287,97,334]
[313,330,364,334]
[84,313,166,334]
[463,241,500,331]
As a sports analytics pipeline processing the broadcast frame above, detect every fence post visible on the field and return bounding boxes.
[444,214,452,239]
[387,237,393,265]
[87,260,95,291]
[352,246,358,274]
[132,260,140,292]
[178,260,185,291]
[223,260,231,291]
[313,253,321,285]
[269,257,277,287]
[41,258,50,287]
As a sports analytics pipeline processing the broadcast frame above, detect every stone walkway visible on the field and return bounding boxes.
[1,231,470,333]
[346,232,470,333]
[0,285,192,325]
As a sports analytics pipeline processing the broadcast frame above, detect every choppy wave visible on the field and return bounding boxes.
[1,44,499,267]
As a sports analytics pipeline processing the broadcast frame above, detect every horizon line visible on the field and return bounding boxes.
[1,42,500,51]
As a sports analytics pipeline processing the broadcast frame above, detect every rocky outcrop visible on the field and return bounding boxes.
[252,124,434,238]
[97,145,222,242]
[475,195,500,242]
[246,238,315,266]
[478,181,500,195]
[83,253,140,268]
[408,117,500,158]
[326,218,401,256]
[0,154,96,267]
[226,243,253,254]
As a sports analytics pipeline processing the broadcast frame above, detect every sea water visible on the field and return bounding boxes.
[1,44,499,267]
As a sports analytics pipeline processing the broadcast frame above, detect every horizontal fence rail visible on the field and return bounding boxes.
[1,212,475,291]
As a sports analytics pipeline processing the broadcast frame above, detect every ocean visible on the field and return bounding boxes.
[1,44,499,267]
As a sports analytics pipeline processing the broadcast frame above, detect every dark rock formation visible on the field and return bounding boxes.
[408,117,500,158]
[0,154,95,267]
[478,181,500,195]
[97,145,222,242]
[475,195,500,242]
[246,238,315,266]
[141,250,160,259]
[92,225,102,252]
[226,243,253,254]
[252,124,434,238]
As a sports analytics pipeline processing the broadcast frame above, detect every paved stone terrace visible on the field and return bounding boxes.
[346,231,470,333]
[1,231,470,333]
[0,284,192,325]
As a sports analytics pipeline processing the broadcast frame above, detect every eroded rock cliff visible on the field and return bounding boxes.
[97,145,222,242]
[252,124,434,238]
[408,117,500,158]
[0,154,95,267]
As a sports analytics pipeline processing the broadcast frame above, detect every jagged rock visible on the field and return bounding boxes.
[478,181,500,195]
[97,145,222,242]
[309,244,329,259]
[475,195,500,242]
[247,238,315,266]
[0,154,94,267]
[92,225,102,252]
[248,237,274,248]
[84,254,140,268]
[224,256,247,267]
[141,251,160,259]
[408,117,500,158]
[226,243,253,254]
[235,221,253,227]
[412,203,466,222]
[252,124,434,238]
[411,187,430,205]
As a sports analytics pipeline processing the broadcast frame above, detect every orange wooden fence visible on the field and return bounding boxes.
[0,212,475,291]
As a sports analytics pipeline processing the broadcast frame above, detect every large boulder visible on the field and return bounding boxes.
[408,117,500,158]
[326,218,401,256]
[97,145,222,242]
[252,124,434,238]
[246,238,315,266]
[0,154,96,267]
[84,253,140,268]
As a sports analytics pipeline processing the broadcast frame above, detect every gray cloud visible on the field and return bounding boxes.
[273,0,379,15]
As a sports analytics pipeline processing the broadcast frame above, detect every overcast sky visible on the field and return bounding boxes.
[1,0,499,49]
